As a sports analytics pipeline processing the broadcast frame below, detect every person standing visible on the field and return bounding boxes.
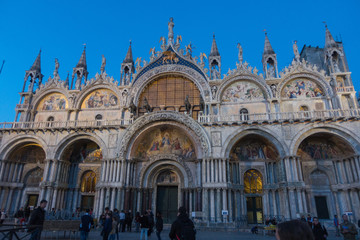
[0,209,6,224]
[103,213,112,240]
[312,217,328,240]
[169,207,196,240]
[135,212,141,232]
[140,211,149,240]
[334,215,340,237]
[28,199,47,240]
[119,210,126,232]
[147,209,154,237]
[80,209,94,240]
[155,211,163,240]
[108,216,118,240]
[125,210,133,232]
[14,207,25,225]
[340,214,358,240]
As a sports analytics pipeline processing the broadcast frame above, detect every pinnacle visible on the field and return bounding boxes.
[210,34,220,57]
[30,50,41,72]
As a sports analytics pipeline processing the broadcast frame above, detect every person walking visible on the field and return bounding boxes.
[108,215,118,240]
[140,211,149,240]
[112,209,120,240]
[135,211,141,232]
[340,214,358,240]
[334,215,340,237]
[0,209,6,224]
[147,209,154,237]
[119,210,126,232]
[275,220,314,240]
[155,211,163,240]
[125,210,133,232]
[14,207,25,225]
[312,217,328,240]
[28,199,47,240]
[169,206,196,240]
[102,213,112,240]
[80,209,94,240]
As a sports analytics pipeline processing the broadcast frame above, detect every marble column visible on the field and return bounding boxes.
[202,189,208,221]
[210,189,215,222]
[99,188,105,214]
[222,189,228,221]
[297,189,304,214]
[216,188,221,222]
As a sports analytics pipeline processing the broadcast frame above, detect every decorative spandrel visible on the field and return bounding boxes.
[222,81,265,102]
[230,135,278,161]
[281,79,324,99]
[132,125,196,160]
[37,93,68,111]
[244,169,263,194]
[81,88,118,109]
[297,134,354,160]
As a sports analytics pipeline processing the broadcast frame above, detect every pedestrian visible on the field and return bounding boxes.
[155,211,163,240]
[301,215,307,222]
[312,217,328,240]
[108,215,118,240]
[125,210,133,232]
[340,214,358,240]
[15,207,25,225]
[334,215,340,237]
[80,209,94,240]
[102,213,112,240]
[169,206,196,240]
[135,211,141,232]
[113,209,120,240]
[24,207,30,222]
[275,219,314,240]
[119,210,126,232]
[147,209,154,237]
[0,209,6,224]
[28,199,47,240]
[307,214,313,228]
[140,211,149,240]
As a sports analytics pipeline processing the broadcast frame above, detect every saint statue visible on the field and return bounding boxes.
[168,17,175,44]
[101,55,106,73]
[293,40,300,62]
[237,43,243,63]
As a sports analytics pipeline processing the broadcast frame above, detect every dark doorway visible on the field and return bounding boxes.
[81,196,95,211]
[315,196,329,219]
[27,194,39,209]
[246,197,263,224]
[156,186,178,223]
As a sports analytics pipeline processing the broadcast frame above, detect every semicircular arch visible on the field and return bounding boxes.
[32,89,70,111]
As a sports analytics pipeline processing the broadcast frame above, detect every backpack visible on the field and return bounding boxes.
[178,219,196,240]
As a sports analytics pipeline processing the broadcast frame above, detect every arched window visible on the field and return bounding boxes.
[95,114,103,120]
[47,116,55,121]
[299,105,309,118]
[244,169,263,194]
[81,171,96,193]
[240,108,249,121]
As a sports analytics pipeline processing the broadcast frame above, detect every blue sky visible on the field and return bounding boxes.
[0,0,359,122]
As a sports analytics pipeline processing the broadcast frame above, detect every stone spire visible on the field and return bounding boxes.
[123,41,134,64]
[71,45,88,90]
[210,34,220,56]
[263,32,275,55]
[64,72,70,88]
[121,41,135,85]
[325,24,337,49]
[24,50,43,93]
[30,50,41,72]
[262,32,278,79]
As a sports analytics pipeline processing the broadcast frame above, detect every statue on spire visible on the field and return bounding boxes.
[293,40,300,62]
[168,17,175,45]
[237,43,243,63]
[53,58,59,77]
[101,55,106,73]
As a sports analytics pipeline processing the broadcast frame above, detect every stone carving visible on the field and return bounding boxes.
[199,53,207,67]
[185,43,193,57]
[270,84,277,98]
[199,95,205,112]
[184,95,191,113]
[293,41,300,62]
[237,43,243,63]
[211,132,222,147]
[159,37,166,50]
[211,85,217,99]
[149,47,156,61]
[162,51,179,64]
[168,17,174,44]
[143,97,152,113]
[129,97,137,115]
[100,55,106,73]
[53,58,60,77]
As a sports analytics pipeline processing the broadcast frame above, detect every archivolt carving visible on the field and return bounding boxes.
[118,111,211,159]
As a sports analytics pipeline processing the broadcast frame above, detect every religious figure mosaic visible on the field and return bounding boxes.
[230,137,278,161]
[81,89,118,109]
[222,81,265,102]
[133,126,196,160]
[67,141,103,162]
[37,93,67,111]
[297,135,354,160]
[281,79,324,99]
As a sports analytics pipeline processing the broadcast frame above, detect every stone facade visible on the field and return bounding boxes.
[0,20,359,225]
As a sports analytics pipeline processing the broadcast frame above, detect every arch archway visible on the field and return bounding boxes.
[244,169,264,224]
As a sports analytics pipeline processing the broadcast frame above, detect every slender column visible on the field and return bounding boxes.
[189,190,193,214]
[0,162,6,181]
[297,158,303,181]
[14,188,23,212]
[136,190,141,212]
[292,158,299,181]
[284,157,291,181]
[126,161,131,186]
[263,190,269,217]
[211,160,215,183]
[206,159,210,183]
[297,189,304,214]
[202,159,206,184]
[106,160,111,182]
[202,189,208,221]
[110,188,116,210]
[216,188,221,222]
[101,161,106,181]
[210,189,215,222]
[301,190,307,213]
[115,161,120,182]
[223,159,227,182]
[219,159,223,183]
[5,188,14,211]
[354,157,360,181]
[222,189,227,222]
[288,188,296,218]
[99,188,105,213]
[105,187,110,208]
[228,189,233,222]
[272,190,277,216]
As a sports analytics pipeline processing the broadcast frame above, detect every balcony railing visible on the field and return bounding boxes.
[0,119,133,130]
[336,86,354,92]
[198,109,360,124]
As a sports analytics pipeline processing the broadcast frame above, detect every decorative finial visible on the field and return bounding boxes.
[129,40,132,46]
[83,43,86,49]
[168,17,175,45]
[263,29,267,35]
[322,21,327,28]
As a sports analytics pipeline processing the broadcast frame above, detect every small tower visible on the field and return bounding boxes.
[209,34,221,80]
[71,46,88,90]
[324,24,348,74]
[262,32,279,79]
[121,42,135,85]
[15,50,43,122]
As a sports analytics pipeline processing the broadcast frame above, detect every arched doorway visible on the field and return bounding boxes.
[155,170,179,223]
[80,171,97,211]
[309,170,331,219]
[244,169,263,224]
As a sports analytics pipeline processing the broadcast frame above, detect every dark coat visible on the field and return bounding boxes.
[103,218,112,234]
[156,216,163,232]
[140,215,149,228]
[169,213,195,240]
[80,214,94,232]
[28,207,45,230]
[312,223,328,240]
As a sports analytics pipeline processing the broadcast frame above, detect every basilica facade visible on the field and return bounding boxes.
[0,19,359,226]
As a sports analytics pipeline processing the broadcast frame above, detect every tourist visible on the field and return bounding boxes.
[147,209,154,237]
[125,210,133,232]
[140,211,149,240]
[80,209,94,240]
[275,219,314,240]
[102,213,112,240]
[108,215,118,240]
[155,211,163,240]
[112,209,120,240]
[119,210,126,232]
[14,207,25,225]
[340,214,358,240]
[169,207,196,240]
[24,207,30,222]
[0,209,6,224]
[312,217,328,240]
[28,199,47,240]
[135,211,141,232]
[301,215,307,222]
[334,215,340,237]
[307,214,313,228]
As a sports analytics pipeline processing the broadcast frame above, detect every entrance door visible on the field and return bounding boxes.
[81,196,94,211]
[246,197,263,224]
[27,194,39,209]
[156,186,178,224]
[315,196,329,219]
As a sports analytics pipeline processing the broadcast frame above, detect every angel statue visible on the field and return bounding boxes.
[199,53,207,66]
[293,40,300,62]
[176,35,182,45]
[149,47,156,60]
[100,55,106,73]
[168,17,175,44]
[53,58,59,77]
[135,57,142,72]
[159,36,166,47]
[185,43,193,56]
[237,43,243,63]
